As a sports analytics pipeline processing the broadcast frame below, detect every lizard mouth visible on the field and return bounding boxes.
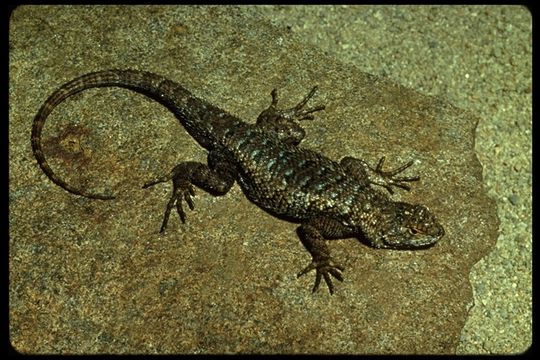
[383,237,439,250]
[380,224,445,250]
[406,234,441,248]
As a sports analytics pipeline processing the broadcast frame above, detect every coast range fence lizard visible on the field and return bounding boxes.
[31,69,445,294]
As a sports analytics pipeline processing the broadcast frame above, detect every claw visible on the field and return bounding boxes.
[270,88,279,106]
[184,184,195,210]
[176,198,186,224]
[142,171,174,189]
[294,86,318,111]
[293,86,325,120]
[328,266,344,281]
[298,259,344,295]
[266,86,325,123]
[160,191,177,232]
[322,272,333,294]
[297,105,326,121]
[313,271,322,293]
[371,156,420,194]
[297,262,317,278]
[145,172,196,232]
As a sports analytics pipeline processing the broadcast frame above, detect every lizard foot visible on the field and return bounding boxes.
[143,170,196,232]
[257,86,325,124]
[269,86,326,122]
[158,181,195,232]
[370,156,420,194]
[297,258,344,295]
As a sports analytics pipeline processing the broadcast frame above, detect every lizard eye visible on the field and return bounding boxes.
[408,227,420,235]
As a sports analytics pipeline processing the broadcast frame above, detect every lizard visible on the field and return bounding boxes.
[31,69,445,294]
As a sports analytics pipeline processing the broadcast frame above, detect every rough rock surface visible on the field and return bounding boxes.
[9,6,498,354]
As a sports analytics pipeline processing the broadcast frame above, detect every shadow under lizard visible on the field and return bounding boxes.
[31,69,445,294]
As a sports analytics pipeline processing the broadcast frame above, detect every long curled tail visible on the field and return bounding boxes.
[31,69,175,200]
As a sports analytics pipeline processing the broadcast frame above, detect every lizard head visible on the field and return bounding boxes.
[361,201,445,249]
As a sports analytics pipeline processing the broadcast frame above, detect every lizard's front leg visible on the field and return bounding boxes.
[143,151,236,232]
[296,217,355,294]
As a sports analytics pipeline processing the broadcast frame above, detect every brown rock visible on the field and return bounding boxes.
[10,6,498,354]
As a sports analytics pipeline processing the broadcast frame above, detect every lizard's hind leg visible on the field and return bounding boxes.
[143,153,236,232]
[256,86,325,145]
[340,156,420,195]
[143,164,196,232]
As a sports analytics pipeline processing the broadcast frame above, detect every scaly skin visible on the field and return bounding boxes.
[32,69,445,294]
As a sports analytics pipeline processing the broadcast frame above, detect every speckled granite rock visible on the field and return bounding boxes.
[9,6,498,354]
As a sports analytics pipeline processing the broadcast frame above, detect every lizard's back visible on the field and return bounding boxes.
[220,125,364,222]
